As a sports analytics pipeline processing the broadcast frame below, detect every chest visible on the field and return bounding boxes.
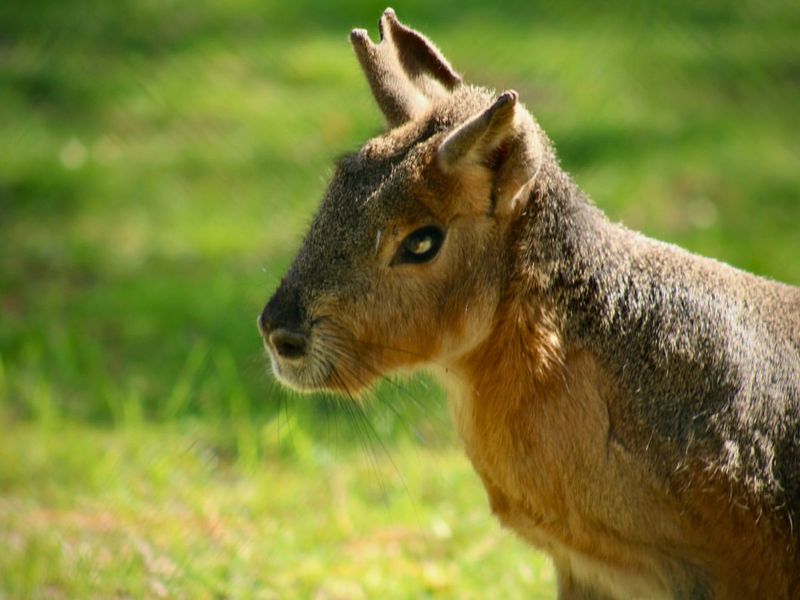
[444,354,615,512]
[438,360,678,598]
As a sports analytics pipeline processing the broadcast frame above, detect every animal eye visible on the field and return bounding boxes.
[394,225,445,265]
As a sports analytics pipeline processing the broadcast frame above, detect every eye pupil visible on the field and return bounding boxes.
[394,225,444,265]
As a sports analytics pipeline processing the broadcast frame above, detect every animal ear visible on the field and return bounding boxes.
[438,90,541,217]
[350,8,461,127]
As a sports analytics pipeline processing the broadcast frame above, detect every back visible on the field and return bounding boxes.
[548,199,800,519]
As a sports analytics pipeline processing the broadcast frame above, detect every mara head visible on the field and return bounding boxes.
[259,9,546,395]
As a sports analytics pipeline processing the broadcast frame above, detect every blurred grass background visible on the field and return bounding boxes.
[1,0,798,597]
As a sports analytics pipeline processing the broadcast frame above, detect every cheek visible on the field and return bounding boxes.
[436,225,506,347]
[314,228,505,375]
[438,261,503,359]
[317,277,447,374]
[365,278,448,362]
[386,239,505,362]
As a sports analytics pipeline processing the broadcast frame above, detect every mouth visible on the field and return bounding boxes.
[264,342,329,393]
[259,312,389,396]
[264,338,378,396]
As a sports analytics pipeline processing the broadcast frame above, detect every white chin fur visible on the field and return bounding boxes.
[267,351,324,394]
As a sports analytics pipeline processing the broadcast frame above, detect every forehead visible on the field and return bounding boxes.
[296,143,434,279]
[324,133,439,226]
[312,84,498,232]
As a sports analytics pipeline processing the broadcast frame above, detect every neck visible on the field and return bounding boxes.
[439,161,608,450]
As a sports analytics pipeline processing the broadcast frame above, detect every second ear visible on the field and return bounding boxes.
[438,91,541,218]
[350,8,462,127]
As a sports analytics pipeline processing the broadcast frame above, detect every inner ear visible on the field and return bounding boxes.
[438,90,518,172]
[438,91,540,217]
[486,142,512,172]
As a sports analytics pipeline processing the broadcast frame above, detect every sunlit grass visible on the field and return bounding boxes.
[1,0,799,596]
[0,419,553,598]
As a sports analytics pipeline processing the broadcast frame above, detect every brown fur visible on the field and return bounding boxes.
[259,10,800,598]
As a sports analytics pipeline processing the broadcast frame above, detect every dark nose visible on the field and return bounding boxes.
[258,282,309,360]
[267,328,308,360]
[257,310,270,337]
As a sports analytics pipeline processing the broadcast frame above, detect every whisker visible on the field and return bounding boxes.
[331,345,451,436]
[329,365,392,496]
[321,328,448,369]
[318,326,477,396]
[319,333,453,435]
[334,364,413,504]
[325,357,433,523]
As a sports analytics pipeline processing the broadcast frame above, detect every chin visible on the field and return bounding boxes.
[266,353,320,393]
[267,352,375,396]
[271,372,321,394]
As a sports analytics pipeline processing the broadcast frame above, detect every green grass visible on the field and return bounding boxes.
[1,0,799,597]
[0,420,552,599]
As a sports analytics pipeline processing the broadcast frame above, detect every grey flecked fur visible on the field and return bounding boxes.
[525,155,800,516]
[261,10,800,597]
